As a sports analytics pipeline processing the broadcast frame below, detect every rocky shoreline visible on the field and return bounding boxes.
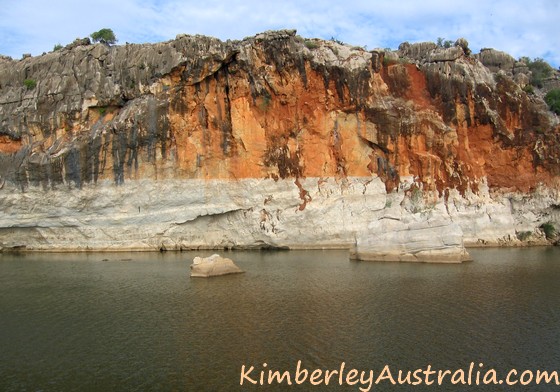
[0,177,557,262]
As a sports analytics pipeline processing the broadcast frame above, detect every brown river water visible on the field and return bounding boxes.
[0,247,559,391]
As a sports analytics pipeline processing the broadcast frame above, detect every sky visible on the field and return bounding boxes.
[0,0,558,67]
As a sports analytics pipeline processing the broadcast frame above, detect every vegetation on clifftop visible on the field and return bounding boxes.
[545,89,560,115]
[521,57,554,88]
[90,28,117,45]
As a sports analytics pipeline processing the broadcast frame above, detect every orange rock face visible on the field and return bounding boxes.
[0,31,558,196]
[0,136,21,154]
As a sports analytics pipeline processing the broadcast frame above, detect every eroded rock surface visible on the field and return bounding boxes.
[0,30,559,260]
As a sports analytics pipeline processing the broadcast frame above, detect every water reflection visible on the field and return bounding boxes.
[0,248,559,391]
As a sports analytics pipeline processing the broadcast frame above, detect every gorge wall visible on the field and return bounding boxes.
[0,30,559,260]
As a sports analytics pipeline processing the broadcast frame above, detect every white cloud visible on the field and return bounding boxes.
[0,0,558,67]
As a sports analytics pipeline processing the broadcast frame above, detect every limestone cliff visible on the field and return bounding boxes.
[0,30,558,260]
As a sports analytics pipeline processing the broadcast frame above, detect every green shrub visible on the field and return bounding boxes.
[437,38,453,48]
[53,43,63,51]
[23,79,37,90]
[523,57,553,88]
[540,222,556,239]
[544,89,560,115]
[304,40,319,50]
[90,28,117,45]
[437,37,461,50]
[523,84,534,94]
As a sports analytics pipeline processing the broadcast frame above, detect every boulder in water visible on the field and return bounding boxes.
[190,254,244,277]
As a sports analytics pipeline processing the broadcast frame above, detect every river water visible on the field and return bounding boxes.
[0,248,559,391]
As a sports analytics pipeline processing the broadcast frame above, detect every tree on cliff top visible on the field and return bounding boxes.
[90,28,117,45]
[521,57,553,88]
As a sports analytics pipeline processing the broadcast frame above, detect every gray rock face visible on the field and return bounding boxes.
[426,46,464,62]
[352,219,471,263]
[0,34,232,142]
[397,41,438,61]
[190,254,244,277]
[475,48,516,73]
[397,41,465,63]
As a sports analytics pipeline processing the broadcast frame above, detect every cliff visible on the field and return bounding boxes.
[0,30,559,260]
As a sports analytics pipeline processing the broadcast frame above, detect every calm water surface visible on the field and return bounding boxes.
[0,248,559,391]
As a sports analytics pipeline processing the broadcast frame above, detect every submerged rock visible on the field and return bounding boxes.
[190,254,244,277]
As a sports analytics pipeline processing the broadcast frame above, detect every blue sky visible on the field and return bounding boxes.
[0,0,558,67]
